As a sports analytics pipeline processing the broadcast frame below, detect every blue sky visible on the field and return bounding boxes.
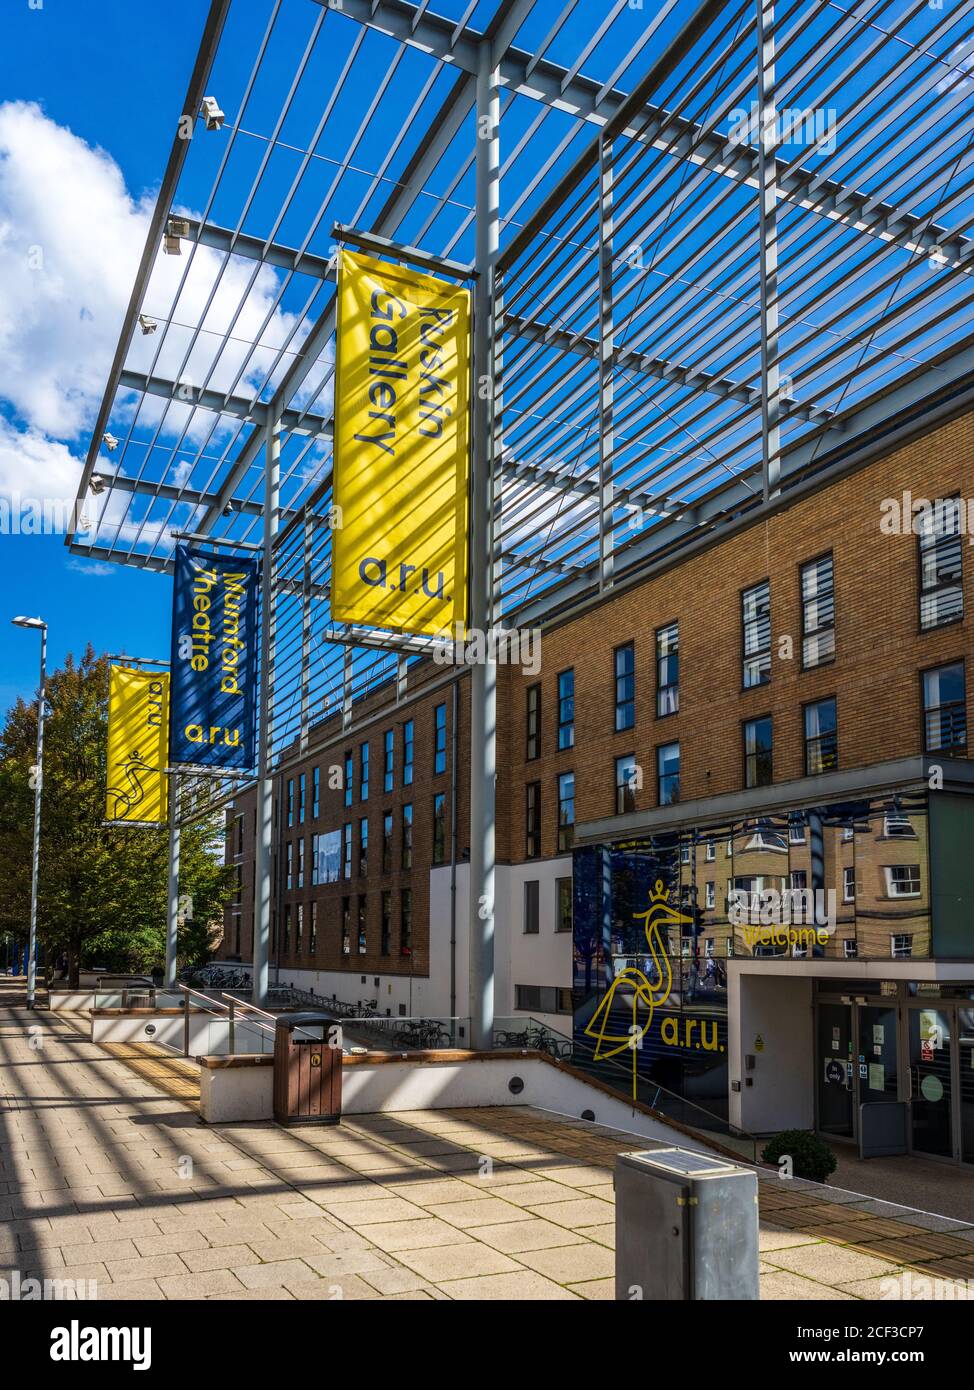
[0,0,207,711]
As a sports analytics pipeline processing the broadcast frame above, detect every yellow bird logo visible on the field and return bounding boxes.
[583,879,693,1099]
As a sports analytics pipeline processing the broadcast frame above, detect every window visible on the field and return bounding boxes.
[433,793,446,865]
[526,684,541,760]
[341,899,351,955]
[656,622,679,716]
[359,743,369,801]
[918,496,963,630]
[401,803,413,870]
[614,643,635,730]
[788,815,807,845]
[743,715,773,788]
[883,811,915,838]
[233,914,241,954]
[558,670,575,750]
[297,838,305,890]
[380,892,391,957]
[557,772,575,852]
[312,766,320,820]
[804,697,837,775]
[233,864,242,905]
[514,985,573,1014]
[383,729,394,793]
[524,880,540,934]
[434,703,447,774]
[309,902,317,957]
[403,720,414,786]
[234,814,244,857]
[843,866,856,902]
[790,869,808,891]
[344,752,353,808]
[843,938,858,960]
[705,838,716,862]
[283,905,290,955]
[286,842,293,891]
[705,881,715,909]
[400,889,413,957]
[359,818,368,877]
[313,829,340,885]
[615,754,637,814]
[343,823,352,879]
[885,864,921,898]
[657,742,680,805]
[556,877,572,933]
[295,903,303,955]
[801,553,835,668]
[298,772,306,825]
[287,777,294,828]
[742,580,771,687]
[382,813,393,873]
[923,661,966,752]
[525,782,541,859]
[891,933,913,959]
[357,898,367,955]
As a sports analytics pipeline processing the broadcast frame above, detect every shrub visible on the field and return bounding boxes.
[761,1129,837,1183]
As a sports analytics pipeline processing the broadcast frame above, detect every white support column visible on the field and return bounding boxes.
[300,512,312,755]
[467,38,499,1052]
[597,131,615,590]
[165,773,180,989]
[253,414,280,1008]
[756,0,781,501]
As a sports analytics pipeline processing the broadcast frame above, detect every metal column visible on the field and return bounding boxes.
[467,39,499,1052]
[756,0,781,501]
[165,772,180,989]
[253,414,280,1008]
[597,132,615,591]
[26,625,46,1009]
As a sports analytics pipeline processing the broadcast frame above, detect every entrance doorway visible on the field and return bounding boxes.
[907,1000,974,1164]
[815,997,899,1144]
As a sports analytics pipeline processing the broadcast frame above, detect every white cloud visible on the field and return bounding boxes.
[0,100,324,524]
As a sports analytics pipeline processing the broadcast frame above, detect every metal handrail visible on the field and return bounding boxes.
[218,992,279,1054]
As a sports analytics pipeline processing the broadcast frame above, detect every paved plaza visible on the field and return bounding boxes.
[1,983,973,1300]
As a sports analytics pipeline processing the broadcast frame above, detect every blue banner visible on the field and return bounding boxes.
[169,545,258,770]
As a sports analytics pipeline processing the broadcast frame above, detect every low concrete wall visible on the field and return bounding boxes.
[50,989,183,1012]
[196,1050,718,1156]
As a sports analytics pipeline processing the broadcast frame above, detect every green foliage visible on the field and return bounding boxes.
[0,645,234,980]
[761,1129,837,1183]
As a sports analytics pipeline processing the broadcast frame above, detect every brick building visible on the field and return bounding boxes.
[222,398,974,1163]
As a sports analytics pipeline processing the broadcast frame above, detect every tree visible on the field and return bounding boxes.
[0,645,234,984]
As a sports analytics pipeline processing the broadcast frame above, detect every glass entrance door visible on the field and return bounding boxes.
[909,1006,954,1158]
[817,1002,854,1136]
[858,1004,898,1106]
[958,1006,974,1165]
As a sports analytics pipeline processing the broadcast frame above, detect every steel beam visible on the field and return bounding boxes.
[183,217,338,282]
[252,413,281,1009]
[118,369,333,439]
[468,40,499,1054]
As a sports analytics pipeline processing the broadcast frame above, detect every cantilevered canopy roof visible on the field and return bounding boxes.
[69,0,974,763]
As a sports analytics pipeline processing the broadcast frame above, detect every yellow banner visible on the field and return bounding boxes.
[105,666,170,824]
[331,249,470,636]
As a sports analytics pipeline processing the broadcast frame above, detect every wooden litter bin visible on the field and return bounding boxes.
[273,1012,343,1126]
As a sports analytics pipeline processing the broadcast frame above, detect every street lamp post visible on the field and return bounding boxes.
[12,616,47,1009]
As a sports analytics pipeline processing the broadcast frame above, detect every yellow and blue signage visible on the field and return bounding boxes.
[169,545,258,770]
[331,249,470,637]
[105,665,170,824]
